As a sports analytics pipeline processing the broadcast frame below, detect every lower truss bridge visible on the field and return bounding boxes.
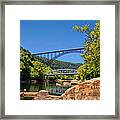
[33,47,84,60]
[46,69,77,76]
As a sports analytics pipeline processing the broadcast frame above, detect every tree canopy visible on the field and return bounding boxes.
[72,21,100,81]
[20,47,52,81]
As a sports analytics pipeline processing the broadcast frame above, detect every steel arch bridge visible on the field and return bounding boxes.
[33,47,84,60]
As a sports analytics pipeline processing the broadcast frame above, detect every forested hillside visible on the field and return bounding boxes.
[34,55,82,69]
[20,47,52,90]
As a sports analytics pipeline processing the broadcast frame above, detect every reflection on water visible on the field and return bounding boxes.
[30,83,69,95]
[48,85,69,95]
[28,81,70,95]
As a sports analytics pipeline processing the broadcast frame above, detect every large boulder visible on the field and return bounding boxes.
[61,78,100,100]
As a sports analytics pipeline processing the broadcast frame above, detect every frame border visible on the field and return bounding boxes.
[0,0,119,119]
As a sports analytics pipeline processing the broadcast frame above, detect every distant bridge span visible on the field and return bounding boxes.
[46,69,77,76]
[33,47,84,60]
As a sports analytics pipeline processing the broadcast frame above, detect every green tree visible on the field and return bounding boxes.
[20,47,52,91]
[30,60,52,80]
[20,47,32,82]
[73,21,100,81]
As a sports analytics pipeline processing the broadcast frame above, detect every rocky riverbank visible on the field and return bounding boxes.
[20,78,100,100]
[62,78,100,100]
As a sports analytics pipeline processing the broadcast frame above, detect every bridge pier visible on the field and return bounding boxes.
[47,53,49,59]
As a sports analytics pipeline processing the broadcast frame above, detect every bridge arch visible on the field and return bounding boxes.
[52,51,83,60]
[33,47,84,60]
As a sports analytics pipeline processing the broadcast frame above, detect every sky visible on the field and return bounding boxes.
[20,20,96,63]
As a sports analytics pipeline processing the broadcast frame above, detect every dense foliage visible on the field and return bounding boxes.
[20,47,33,83]
[72,21,100,81]
[20,47,52,90]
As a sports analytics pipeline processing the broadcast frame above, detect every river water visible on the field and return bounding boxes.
[29,81,70,95]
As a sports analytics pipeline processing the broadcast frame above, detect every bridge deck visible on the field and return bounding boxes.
[33,47,84,55]
[46,73,77,76]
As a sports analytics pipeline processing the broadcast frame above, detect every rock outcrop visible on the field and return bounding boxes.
[61,78,100,100]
